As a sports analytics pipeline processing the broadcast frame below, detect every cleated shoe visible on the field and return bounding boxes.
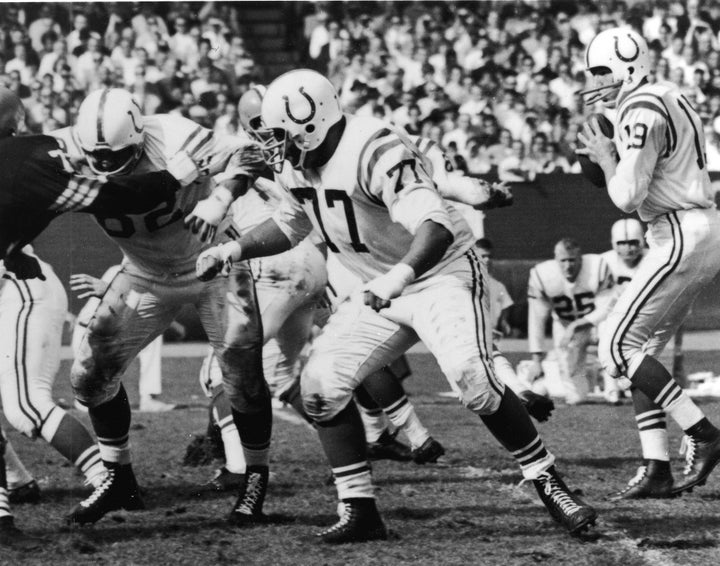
[228,466,268,526]
[672,434,720,495]
[317,498,388,544]
[609,460,674,500]
[367,430,412,462]
[194,467,244,495]
[8,480,41,504]
[411,437,445,464]
[533,467,597,535]
[0,516,45,550]
[66,464,145,525]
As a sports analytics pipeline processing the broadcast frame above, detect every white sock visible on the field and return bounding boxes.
[635,410,669,461]
[656,382,705,430]
[384,397,429,449]
[4,439,34,489]
[358,406,387,444]
[216,412,246,474]
[74,445,107,487]
[333,461,374,500]
[97,434,131,465]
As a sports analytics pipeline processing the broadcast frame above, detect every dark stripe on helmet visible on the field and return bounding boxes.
[97,88,109,143]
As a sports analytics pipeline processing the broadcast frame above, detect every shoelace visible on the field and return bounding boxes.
[626,466,648,488]
[323,504,356,534]
[538,473,581,515]
[683,437,698,476]
[81,469,115,508]
[235,473,263,514]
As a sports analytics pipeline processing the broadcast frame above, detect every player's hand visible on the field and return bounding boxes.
[363,263,415,312]
[196,242,242,281]
[475,181,513,210]
[4,252,45,280]
[518,389,555,422]
[214,144,265,184]
[184,187,234,243]
[576,118,617,167]
[166,150,199,186]
[69,273,109,299]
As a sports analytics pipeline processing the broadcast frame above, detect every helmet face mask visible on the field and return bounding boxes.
[76,88,145,176]
[611,219,645,264]
[581,28,651,108]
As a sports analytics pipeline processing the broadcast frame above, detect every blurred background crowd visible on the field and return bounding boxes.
[2,1,720,177]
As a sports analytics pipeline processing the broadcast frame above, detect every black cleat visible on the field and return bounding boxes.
[193,467,244,495]
[411,437,445,464]
[0,516,45,550]
[8,480,40,504]
[609,460,674,500]
[367,430,412,462]
[228,466,268,526]
[317,498,388,544]
[533,467,597,535]
[672,434,720,495]
[66,464,145,525]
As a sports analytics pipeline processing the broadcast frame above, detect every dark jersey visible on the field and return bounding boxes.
[0,135,179,258]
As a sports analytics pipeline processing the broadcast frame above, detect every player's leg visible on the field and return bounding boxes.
[68,268,176,524]
[194,349,246,493]
[0,270,107,491]
[138,336,174,412]
[197,264,270,525]
[599,210,720,495]
[302,298,417,542]
[553,327,591,405]
[3,430,38,504]
[406,252,595,534]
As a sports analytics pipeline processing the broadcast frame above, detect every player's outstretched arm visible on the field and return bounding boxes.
[364,219,453,311]
[196,218,293,281]
[69,273,109,300]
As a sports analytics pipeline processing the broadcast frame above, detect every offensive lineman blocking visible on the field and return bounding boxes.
[198,69,597,542]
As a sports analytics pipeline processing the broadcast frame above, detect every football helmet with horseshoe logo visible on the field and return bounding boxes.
[260,69,342,171]
[581,28,650,107]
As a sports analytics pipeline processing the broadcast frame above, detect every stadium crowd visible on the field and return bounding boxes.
[3,1,720,175]
[300,0,720,176]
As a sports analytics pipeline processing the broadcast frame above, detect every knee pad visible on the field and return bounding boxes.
[300,359,353,423]
[70,359,119,408]
[449,364,503,415]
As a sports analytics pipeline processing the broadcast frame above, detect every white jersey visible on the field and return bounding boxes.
[272,115,475,285]
[600,249,646,287]
[410,136,484,238]
[52,115,253,274]
[612,81,715,222]
[527,253,613,353]
[229,176,285,234]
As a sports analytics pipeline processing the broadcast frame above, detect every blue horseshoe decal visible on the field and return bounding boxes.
[283,87,316,124]
[614,34,639,63]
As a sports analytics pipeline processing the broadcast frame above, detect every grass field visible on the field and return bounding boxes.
[3,350,720,566]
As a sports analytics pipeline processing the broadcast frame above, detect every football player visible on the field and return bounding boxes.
[53,88,268,526]
[0,86,199,547]
[527,238,614,405]
[197,69,596,542]
[579,28,720,496]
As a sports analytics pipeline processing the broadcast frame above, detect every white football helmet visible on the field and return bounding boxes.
[260,69,342,171]
[238,85,266,133]
[611,218,645,263]
[581,28,651,107]
[76,88,145,175]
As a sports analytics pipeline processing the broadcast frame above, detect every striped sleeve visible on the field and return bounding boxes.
[48,176,102,212]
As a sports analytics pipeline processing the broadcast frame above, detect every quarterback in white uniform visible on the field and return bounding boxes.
[527,239,613,405]
[579,28,720,497]
[52,88,269,526]
[198,69,596,542]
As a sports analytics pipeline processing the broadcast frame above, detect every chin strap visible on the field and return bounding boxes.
[578,80,623,106]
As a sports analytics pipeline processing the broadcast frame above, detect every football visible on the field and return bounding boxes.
[577,113,615,188]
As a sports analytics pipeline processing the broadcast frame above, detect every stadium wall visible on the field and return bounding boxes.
[34,173,720,333]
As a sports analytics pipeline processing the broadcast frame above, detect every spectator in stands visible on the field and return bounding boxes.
[442,113,475,160]
[499,139,537,182]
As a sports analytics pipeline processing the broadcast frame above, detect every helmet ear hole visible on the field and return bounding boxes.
[306,124,315,133]
[627,66,634,75]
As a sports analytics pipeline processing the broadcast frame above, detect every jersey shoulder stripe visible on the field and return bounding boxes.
[357,127,392,206]
[619,91,677,153]
[677,94,705,168]
[187,129,214,157]
[178,125,203,152]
